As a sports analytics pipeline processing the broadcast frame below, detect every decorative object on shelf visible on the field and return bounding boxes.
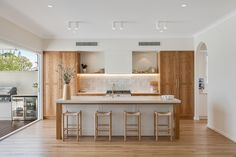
[133,66,157,74]
[147,67,157,73]
[32,82,38,94]
[150,81,159,93]
[81,64,87,73]
[95,68,105,73]
[57,64,76,100]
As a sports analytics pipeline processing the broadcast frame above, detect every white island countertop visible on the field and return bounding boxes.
[56,96,181,104]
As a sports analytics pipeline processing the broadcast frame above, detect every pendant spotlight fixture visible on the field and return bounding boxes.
[75,21,79,30]
[155,21,168,33]
[163,23,168,30]
[67,21,72,30]
[112,21,117,30]
[67,21,80,31]
[112,21,125,30]
[120,21,124,30]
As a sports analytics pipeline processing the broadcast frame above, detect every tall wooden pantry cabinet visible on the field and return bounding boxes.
[160,51,194,119]
[43,51,79,119]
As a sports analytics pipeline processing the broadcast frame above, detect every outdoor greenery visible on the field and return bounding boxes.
[0,51,33,71]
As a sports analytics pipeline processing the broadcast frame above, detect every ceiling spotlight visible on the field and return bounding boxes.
[163,23,168,30]
[181,3,187,8]
[75,22,79,30]
[67,21,81,32]
[112,21,117,30]
[155,21,168,33]
[155,22,160,30]
[112,21,125,30]
[120,21,124,30]
[67,21,72,30]
[47,4,53,8]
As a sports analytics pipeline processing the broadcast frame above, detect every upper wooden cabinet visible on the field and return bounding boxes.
[43,51,79,119]
[160,51,194,119]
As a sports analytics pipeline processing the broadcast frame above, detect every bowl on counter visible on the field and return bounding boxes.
[161,95,175,100]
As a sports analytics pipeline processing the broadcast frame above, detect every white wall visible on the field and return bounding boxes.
[44,38,193,74]
[194,13,236,142]
[0,16,42,52]
[43,38,194,51]
[0,71,38,94]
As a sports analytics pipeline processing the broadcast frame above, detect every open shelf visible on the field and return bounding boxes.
[79,51,105,74]
[132,51,159,74]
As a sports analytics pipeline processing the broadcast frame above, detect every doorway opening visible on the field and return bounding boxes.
[195,42,208,120]
[0,40,42,140]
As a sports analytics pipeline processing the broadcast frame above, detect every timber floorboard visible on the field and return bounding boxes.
[0,120,235,157]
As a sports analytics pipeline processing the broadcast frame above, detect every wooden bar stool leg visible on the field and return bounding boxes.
[77,114,79,141]
[66,115,68,137]
[170,113,173,141]
[80,111,82,136]
[94,113,97,141]
[109,112,112,141]
[62,114,65,142]
[138,114,141,141]
[124,112,127,142]
[154,113,156,137]
[156,115,158,141]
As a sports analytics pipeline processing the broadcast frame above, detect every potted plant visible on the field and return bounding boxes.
[57,64,76,100]
[81,64,87,73]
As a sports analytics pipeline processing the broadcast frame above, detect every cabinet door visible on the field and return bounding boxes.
[160,51,194,120]
[43,52,62,118]
[61,52,79,95]
[178,51,194,119]
[43,51,79,118]
[160,51,179,97]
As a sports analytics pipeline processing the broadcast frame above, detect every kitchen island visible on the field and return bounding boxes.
[56,96,181,140]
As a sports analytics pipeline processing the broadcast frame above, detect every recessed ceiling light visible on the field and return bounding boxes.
[181,3,187,8]
[47,4,53,8]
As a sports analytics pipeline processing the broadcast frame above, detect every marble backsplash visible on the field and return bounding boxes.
[78,74,160,93]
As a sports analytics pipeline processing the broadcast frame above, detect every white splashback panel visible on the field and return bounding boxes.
[79,74,160,93]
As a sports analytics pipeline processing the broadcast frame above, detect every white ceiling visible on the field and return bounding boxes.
[0,0,236,39]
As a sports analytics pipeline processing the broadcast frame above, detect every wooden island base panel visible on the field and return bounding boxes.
[56,96,181,140]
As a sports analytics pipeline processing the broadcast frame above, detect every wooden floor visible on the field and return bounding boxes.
[0,120,235,157]
[0,120,33,138]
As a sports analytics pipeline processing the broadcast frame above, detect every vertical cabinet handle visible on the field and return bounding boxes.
[176,79,178,89]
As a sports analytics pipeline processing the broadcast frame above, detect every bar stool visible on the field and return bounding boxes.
[124,111,141,141]
[62,111,82,141]
[94,111,112,141]
[154,111,173,141]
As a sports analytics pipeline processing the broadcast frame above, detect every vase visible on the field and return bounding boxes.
[82,68,87,73]
[62,84,71,100]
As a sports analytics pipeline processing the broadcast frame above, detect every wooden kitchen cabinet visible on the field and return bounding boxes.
[160,51,194,119]
[43,51,79,119]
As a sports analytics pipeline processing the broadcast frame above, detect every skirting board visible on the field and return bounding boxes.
[207,124,236,143]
